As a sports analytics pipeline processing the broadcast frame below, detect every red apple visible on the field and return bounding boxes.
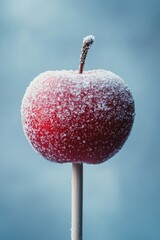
[21,36,135,164]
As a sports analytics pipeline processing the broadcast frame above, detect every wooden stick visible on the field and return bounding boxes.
[71,163,83,240]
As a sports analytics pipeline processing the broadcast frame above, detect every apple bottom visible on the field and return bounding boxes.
[25,113,133,164]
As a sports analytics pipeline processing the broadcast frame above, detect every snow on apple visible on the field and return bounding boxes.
[21,69,135,164]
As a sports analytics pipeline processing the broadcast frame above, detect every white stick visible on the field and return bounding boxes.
[71,35,94,240]
[71,163,83,240]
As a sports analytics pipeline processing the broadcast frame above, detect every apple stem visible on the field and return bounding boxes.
[71,163,83,240]
[79,35,95,74]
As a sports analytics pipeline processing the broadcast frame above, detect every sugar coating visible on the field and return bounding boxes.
[21,70,135,164]
[83,35,95,44]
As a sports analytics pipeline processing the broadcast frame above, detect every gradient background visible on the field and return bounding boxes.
[1,0,160,239]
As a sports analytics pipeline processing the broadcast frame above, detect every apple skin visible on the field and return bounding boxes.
[21,70,135,164]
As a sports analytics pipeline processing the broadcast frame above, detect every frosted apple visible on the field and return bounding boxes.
[21,36,135,164]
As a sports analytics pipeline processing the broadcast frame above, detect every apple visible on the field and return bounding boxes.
[21,35,135,164]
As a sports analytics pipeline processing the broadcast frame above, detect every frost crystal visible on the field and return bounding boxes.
[83,35,95,45]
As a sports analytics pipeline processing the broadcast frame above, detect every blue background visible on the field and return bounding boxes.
[1,0,160,239]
